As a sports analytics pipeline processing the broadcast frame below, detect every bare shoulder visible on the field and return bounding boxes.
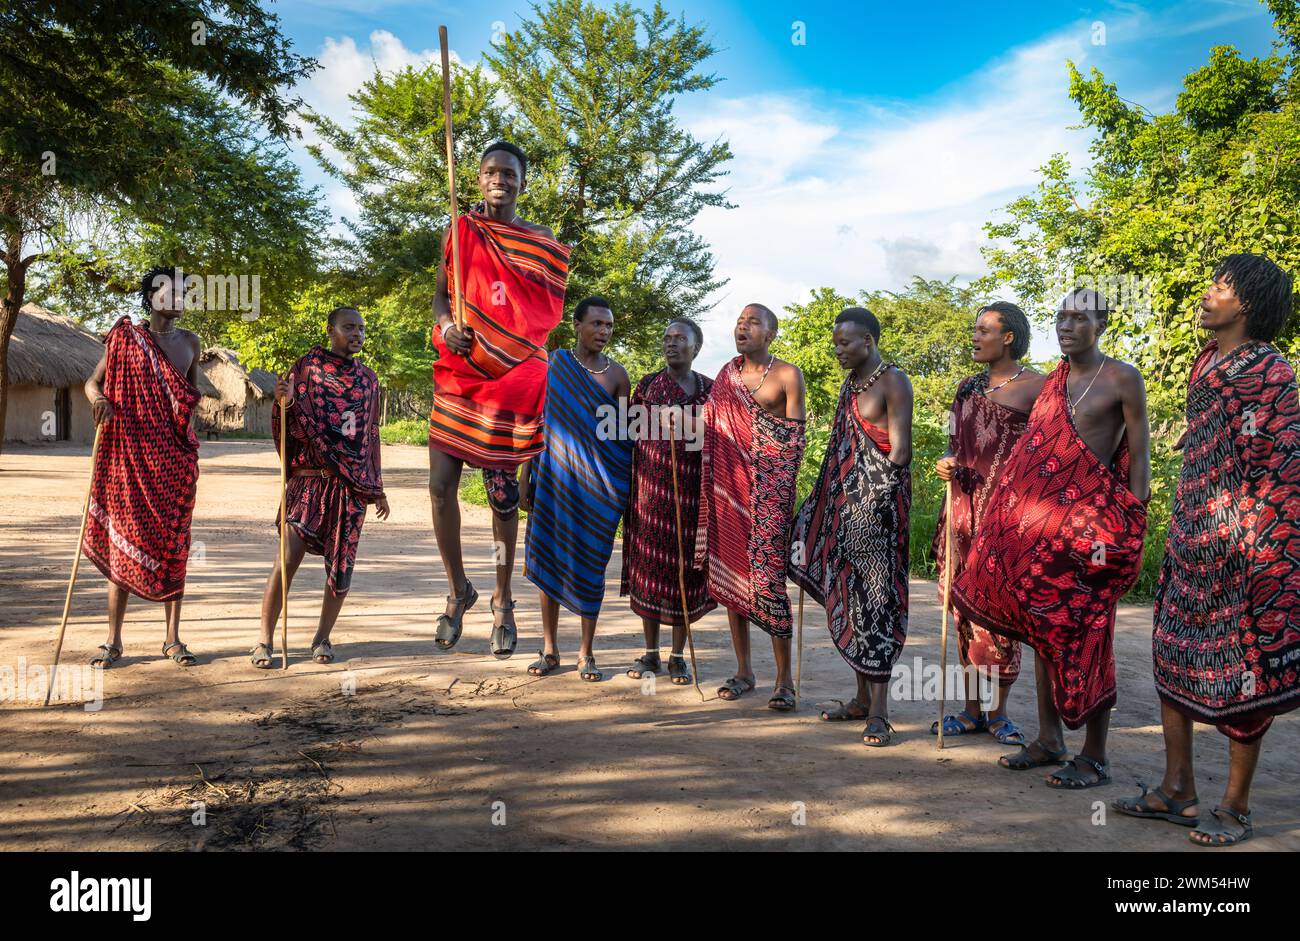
[772,359,804,383]
[180,328,202,351]
[1020,366,1048,390]
[884,365,913,390]
[516,218,556,240]
[609,360,630,383]
[1107,358,1145,391]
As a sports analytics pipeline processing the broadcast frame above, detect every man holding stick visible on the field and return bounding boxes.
[82,266,203,668]
[953,288,1150,787]
[429,140,571,656]
[696,303,806,710]
[931,302,1045,745]
[251,306,389,668]
[790,307,913,746]
[620,318,715,686]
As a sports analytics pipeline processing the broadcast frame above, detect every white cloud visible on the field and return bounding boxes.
[301,30,443,127]
[289,31,453,233]
[679,18,1140,372]
[680,0,1273,373]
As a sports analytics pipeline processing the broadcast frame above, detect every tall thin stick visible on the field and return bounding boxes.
[937,482,954,750]
[439,25,465,330]
[45,423,103,706]
[666,410,704,702]
[795,585,805,703]
[279,378,291,671]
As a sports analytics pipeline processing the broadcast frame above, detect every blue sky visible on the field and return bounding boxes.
[273,0,1283,370]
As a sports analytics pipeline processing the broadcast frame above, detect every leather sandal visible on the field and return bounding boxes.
[435,581,478,650]
[488,599,517,659]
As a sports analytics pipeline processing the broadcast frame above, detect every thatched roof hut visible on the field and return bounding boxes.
[5,304,105,444]
[5,303,220,444]
[7,303,104,388]
[197,347,276,435]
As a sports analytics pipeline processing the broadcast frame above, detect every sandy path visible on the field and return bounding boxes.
[1,441,1296,851]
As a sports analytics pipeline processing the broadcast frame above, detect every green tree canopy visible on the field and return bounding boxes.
[1,0,318,450]
[773,278,986,425]
[979,0,1300,419]
[485,0,733,357]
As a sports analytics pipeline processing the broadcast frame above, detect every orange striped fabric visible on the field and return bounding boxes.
[430,210,571,470]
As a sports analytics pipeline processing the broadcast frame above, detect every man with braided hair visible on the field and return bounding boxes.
[1116,254,1300,847]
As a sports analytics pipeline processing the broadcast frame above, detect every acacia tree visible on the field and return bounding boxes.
[296,60,509,389]
[0,0,316,451]
[485,0,733,359]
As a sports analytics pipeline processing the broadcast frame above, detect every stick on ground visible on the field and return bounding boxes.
[666,412,705,702]
[279,379,291,671]
[937,482,953,750]
[45,422,102,706]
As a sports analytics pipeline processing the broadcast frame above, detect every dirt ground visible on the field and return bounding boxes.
[1,440,1295,852]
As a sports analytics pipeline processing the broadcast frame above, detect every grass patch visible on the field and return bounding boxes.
[379,418,429,447]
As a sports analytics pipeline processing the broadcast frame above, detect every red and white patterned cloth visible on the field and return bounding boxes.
[953,359,1148,728]
[83,317,200,601]
[694,356,805,637]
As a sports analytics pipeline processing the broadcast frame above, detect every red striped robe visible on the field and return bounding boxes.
[429,209,571,469]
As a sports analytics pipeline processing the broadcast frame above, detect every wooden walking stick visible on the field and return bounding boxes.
[665,410,705,702]
[45,423,103,706]
[278,376,291,671]
[937,481,954,750]
[439,25,466,331]
[795,585,805,703]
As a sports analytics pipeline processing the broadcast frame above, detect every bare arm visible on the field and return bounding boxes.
[185,332,201,388]
[433,228,472,355]
[612,364,631,401]
[84,349,111,424]
[885,371,914,467]
[1119,366,1152,502]
[784,363,806,422]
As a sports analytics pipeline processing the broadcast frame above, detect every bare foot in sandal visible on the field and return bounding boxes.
[627,651,661,679]
[90,644,122,669]
[1189,806,1252,847]
[862,715,896,747]
[527,650,560,676]
[716,674,756,701]
[767,685,797,711]
[667,653,692,686]
[250,643,275,669]
[161,640,197,667]
[577,654,602,682]
[820,697,869,721]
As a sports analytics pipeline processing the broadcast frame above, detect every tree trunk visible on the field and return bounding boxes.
[0,219,28,458]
